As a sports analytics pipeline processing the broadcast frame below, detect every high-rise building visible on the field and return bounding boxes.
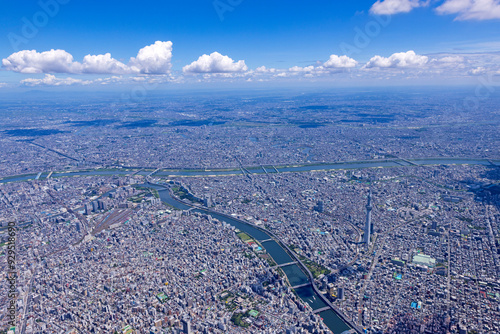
[98,199,109,211]
[337,287,345,300]
[182,319,191,334]
[364,191,372,245]
[84,203,92,215]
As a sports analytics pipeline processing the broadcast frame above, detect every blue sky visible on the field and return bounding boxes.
[1,0,500,89]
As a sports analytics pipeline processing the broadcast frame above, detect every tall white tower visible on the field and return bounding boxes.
[364,191,372,245]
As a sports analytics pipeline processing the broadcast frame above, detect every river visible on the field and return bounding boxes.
[146,184,353,334]
[1,157,497,184]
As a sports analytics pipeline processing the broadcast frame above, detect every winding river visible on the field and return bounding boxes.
[146,184,354,334]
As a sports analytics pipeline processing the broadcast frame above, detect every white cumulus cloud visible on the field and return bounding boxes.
[436,0,500,20]
[288,65,315,73]
[80,53,131,74]
[255,66,277,73]
[183,52,248,74]
[91,76,126,85]
[323,55,358,68]
[20,74,92,86]
[2,41,174,75]
[129,41,173,74]
[278,55,357,78]
[370,0,429,15]
[437,55,465,63]
[2,49,78,74]
[364,50,428,68]
[468,66,487,75]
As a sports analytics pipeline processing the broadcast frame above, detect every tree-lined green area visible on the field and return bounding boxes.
[260,254,277,267]
[172,186,203,204]
[128,192,147,203]
[289,244,330,278]
[301,256,330,279]
[219,291,234,301]
[231,311,251,328]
